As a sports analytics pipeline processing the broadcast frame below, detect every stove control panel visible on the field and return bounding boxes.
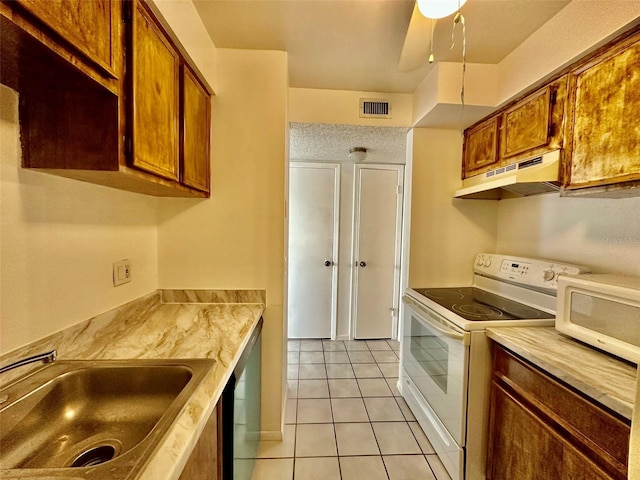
[474,254,590,291]
[500,260,531,276]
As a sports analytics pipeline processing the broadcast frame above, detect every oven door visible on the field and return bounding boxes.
[401,295,470,445]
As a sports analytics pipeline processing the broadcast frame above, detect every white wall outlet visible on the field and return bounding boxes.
[113,259,131,286]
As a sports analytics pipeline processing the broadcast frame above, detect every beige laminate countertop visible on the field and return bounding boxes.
[0,289,265,480]
[487,326,637,421]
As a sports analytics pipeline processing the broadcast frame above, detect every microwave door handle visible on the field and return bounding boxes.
[403,295,466,341]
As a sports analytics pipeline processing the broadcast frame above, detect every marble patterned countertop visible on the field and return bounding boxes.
[0,289,265,480]
[487,326,637,421]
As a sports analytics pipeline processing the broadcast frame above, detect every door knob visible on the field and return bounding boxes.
[359,261,366,267]
[324,260,332,267]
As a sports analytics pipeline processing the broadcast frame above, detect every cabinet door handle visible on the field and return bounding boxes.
[324,260,332,267]
[359,261,366,267]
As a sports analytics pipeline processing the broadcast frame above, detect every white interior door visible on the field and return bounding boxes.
[353,164,403,339]
[288,163,339,338]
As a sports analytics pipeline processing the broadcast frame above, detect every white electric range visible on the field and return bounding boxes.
[399,253,590,480]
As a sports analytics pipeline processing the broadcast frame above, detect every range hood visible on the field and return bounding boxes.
[454,150,561,200]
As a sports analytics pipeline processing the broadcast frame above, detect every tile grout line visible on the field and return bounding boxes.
[285,338,439,480]
[325,341,343,480]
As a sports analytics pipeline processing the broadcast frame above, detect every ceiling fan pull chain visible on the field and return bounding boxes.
[429,18,436,63]
[450,11,467,134]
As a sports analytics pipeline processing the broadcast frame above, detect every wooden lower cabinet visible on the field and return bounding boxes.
[487,345,629,480]
[178,403,221,480]
[562,445,614,480]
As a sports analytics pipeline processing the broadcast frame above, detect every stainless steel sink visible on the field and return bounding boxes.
[0,358,214,479]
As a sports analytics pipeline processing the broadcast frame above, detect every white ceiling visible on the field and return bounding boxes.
[192,0,571,163]
[193,0,570,94]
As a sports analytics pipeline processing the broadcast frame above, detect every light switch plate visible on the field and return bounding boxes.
[113,259,131,286]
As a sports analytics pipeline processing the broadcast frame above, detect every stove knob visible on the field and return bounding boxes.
[476,256,484,266]
[483,257,492,267]
[543,269,556,281]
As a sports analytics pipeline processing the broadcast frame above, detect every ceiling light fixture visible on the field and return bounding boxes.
[416,0,467,19]
[349,147,367,163]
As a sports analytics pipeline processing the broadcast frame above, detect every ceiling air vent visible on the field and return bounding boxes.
[360,98,391,119]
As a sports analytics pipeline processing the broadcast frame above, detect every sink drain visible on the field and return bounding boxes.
[70,445,116,468]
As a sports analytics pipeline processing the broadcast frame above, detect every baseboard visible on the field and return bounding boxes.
[336,334,350,341]
[260,430,283,441]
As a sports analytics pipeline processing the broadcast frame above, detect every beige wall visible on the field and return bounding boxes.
[496,195,640,277]
[408,128,498,287]
[0,85,159,354]
[150,0,219,93]
[152,3,289,434]
[157,49,288,435]
[289,87,413,127]
[412,4,640,126]
[407,127,640,282]
[412,63,498,126]
[1,1,288,436]
[497,2,640,105]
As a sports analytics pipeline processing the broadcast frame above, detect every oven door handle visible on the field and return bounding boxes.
[402,295,468,342]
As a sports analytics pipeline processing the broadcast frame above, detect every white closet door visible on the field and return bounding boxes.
[353,164,403,339]
[287,163,339,338]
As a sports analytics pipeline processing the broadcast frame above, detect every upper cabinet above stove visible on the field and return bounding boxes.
[461,76,568,181]
[462,116,501,178]
[499,80,566,162]
[562,27,640,198]
[460,24,640,199]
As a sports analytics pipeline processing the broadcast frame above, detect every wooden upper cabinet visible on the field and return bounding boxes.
[182,66,211,193]
[3,0,213,197]
[500,85,554,159]
[129,0,180,182]
[564,28,640,191]
[462,116,500,178]
[15,0,117,77]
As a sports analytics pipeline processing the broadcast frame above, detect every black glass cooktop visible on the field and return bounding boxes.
[412,287,554,321]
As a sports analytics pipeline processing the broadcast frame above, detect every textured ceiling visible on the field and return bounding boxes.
[290,123,409,164]
[193,0,570,93]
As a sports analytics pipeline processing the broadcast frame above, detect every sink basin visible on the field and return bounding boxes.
[0,358,214,479]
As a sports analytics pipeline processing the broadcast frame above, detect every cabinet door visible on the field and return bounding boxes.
[178,404,220,480]
[562,446,613,480]
[487,380,564,479]
[489,346,629,480]
[462,116,500,178]
[130,0,180,182]
[500,86,554,159]
[182,66,211,193]
[16,0,117,76]
[565,29,640,190]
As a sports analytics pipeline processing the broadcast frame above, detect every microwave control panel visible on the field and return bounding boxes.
[474,254,591,291]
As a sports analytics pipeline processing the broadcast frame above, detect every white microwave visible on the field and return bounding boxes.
[555,274,640,364]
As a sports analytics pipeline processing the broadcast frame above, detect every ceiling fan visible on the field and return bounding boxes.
[398,0,467,72]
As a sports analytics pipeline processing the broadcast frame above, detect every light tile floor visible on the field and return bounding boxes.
[251,339,452,480]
